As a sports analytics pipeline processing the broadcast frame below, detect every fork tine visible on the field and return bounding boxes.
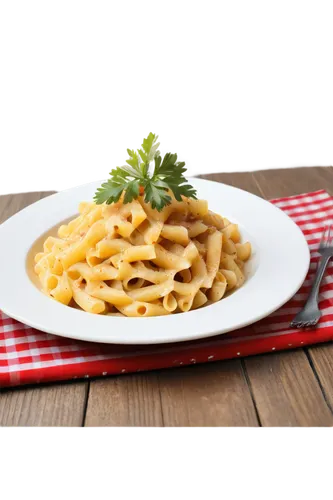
[327,224,332,246]
[320,224,330,248]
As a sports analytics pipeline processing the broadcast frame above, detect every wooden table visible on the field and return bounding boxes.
[1,167,333,427]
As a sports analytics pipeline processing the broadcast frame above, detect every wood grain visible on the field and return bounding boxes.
[251,167,333,418]
[85,374,163,426]
[158,361,259,426]
[0,382,88,426]
[254,166,333,199]
[319,165,333,196]
[0,191,55,224]
[2,170,333,427]
[87,173,260,426]
[244,351,333,426]
[0,191,88,426]
[199,171,265,196]
[307,343,333,411]
[200,165,333,426]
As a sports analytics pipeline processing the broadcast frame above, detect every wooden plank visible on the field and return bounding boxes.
[253,166,333,416]
[85,374,163,426]
[0,191,88,426]
[307,343,333,411]
[86,172,259,426]
[158,361,259,426]
[105,172,253,427]
[198,171,265,196]
[0,382,88,426]
[3,171,333,426]
[254,166,333,199]
[320,165,333,196]
[0,191,56,224]
[244,351,333,426]
[109,171,258,427]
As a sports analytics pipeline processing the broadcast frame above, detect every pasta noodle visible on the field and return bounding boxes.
[161,224,189,245]
[177,269,191,283]
[202,230,222,288]
[207,272,227,302]
[192,290,208,310]
[219,269,237,290]
[34,192,252,317]
[163,292,178,312]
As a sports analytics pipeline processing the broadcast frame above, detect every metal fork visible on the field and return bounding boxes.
[290,223,333,328]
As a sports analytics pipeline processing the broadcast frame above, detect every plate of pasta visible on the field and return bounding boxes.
[0,134,309,344]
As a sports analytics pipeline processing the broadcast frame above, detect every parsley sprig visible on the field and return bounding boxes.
[94,133,197,211]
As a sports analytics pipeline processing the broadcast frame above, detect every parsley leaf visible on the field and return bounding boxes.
[143,179,172,211]
[123,179,140,204]
[94,133,197,210]
[139,133,160,165]
[94,178,125,205]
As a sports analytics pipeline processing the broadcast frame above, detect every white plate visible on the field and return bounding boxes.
[0,178,309,344]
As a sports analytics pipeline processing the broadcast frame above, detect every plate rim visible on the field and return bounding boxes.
[0,178,310,344]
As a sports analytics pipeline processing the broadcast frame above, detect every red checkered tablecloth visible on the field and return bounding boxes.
[1,189,333,387]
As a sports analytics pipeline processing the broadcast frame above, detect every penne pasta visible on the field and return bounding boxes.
[106,215,133,238]
[71,281,106,314]
[69,206,104,240]
[177,269,191,283]
[168,243,185,255]
[187,198,208,218]
[192,239,207,258]
[202,230,222,288]
[220,254,245,288]
[68,261,118,282]
[50,272,73,305]
[86,281,133,306]
[173,256,206,296]
[118,262,174,284]
[59,220,107,269]
[192,290,208,310]
[223,235,237,257]
[186,221,208,238]
[128,280,174,302]
[163,292,178,312]
[222,223,240,243]
[219,269,237,290]
[119,200,147,229]
[58,215,83,239]
[123,277,145,290]
[202,210,224,229]
[35,192,251,317]
[34,252,45,263]
[177,294,194,312]
[153,244,191,271]
[78,201,94,214]
[207,272,227,302]
[183,241,199,263]
[138,218,164,245]
[235,242,252,261]
[39,269,61,293]
[110,244,156,268]
[128,230,146,245]
[96,238,132,258]
[138,197,174,222]
[86,248,104,267]
[117,301,170,317]
[43,236,67,253]
[35,253,63,276]
[161,224,189,245]
[235,258,244,270]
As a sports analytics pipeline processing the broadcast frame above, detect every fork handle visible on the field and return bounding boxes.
[305,254,331,308]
